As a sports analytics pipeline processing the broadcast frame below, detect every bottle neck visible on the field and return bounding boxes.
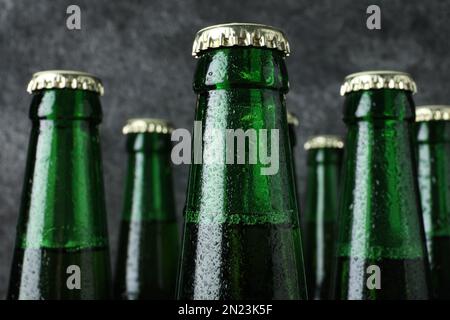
[343,89,415,123]
[185,47,297,224]
[16,90,107,249]
[416,121,450,144]
[30,89,102,122]
[123,133,175,222]
[307,148,343,165]
[194,47,288,92]
[338,88,426,260]
[126,132,172,153]
[416,121,450,238]
[305,148,342,222]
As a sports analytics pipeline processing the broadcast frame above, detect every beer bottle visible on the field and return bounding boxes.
[8,70,111,299]
[416,106,450,299]
[177,23,307,300]
[303,135,343,300]
[114,119,179,300]
[332,71,430,300]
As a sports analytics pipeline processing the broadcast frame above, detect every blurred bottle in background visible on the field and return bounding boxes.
[303,135,343,300]
[415,106,450,299]
[115,119,179,300]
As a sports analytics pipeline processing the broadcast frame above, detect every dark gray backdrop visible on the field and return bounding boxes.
[0,0,449,298]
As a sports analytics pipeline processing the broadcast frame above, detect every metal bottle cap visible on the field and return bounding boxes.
[27,70,104,95]
[304,135,344,150]
[416,105,450,122]
[287,111,299,126]
[340,70,417,96]
[122,118,173,135]
[192,23,290,58]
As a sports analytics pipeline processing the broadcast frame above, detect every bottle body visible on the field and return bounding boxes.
[177,47,306,300]
[8,88,111,300]
[303,147,342,300]
[416,120,450,299]
[115,131,179,299]
[333,88,430,300]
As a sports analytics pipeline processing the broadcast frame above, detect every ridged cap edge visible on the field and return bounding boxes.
[287,111,299,126]
[192,23,290,58]
[122,118,174,135]
[304,135,344,150]
[27,70,104,95]
[416,105,450,122]
[340,70,417,96]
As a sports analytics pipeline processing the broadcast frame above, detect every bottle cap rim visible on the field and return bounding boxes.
[27,70,104,95]
[287,111,299,126]
[122,118,174,135]
[304,135,344,150]
[416,105,450,122]
[340,70,417,96]
[192,23,290,58]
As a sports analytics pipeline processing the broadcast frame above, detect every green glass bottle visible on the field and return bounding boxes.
[416,106,450,299]
[177,23,307,300]
[114,119,179,300]
[8,70,111,300]
[303,135,343,300]
[332,71,430,300]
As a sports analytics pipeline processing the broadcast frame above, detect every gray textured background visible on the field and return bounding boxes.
[0,0,449,298]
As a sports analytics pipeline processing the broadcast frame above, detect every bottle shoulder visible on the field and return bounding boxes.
[30,89,102,121]
[343,89,415,123]
[193,47,289,93]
